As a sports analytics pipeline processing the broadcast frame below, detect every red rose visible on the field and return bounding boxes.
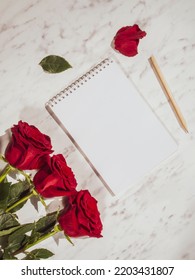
[58,190,103,238]
[113,24,146,57]
[5,121,53,170]
[33,154,77,198]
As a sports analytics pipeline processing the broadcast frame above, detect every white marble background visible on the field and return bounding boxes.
[0,0,195,259]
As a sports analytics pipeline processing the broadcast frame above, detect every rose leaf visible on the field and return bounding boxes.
[31,212,58,235]
[8,223,34,243]
[0,182,11,212]
[6,234,29,254]
[6,223,34,253]
[39,55,72,73]
[0,213,20,231]
[0,225,21,237]
[3,249,18,260]
[29,212,58,245]
[7,181,32,213]
[23,248,54,260]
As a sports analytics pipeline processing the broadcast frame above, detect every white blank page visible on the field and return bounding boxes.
[46,58,177,195]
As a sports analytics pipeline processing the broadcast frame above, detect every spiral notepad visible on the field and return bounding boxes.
[46,57,177,196]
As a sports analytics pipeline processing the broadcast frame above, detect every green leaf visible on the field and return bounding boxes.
[32,212,57,235]
[3,249,18,259]
[24,248,54,260]
[0,180,32,213]
[31,248,54,259]
[0,213,20,231]
[8,236,28,254]
[7,180,32,213]
[0,225,21,237]
[29,212,58,244]
[28,231,42,244]
[6,234,29,254]
[6,223,34,253]
[8,223,34,242]
[8,180,31,204]
[0,182,11,212]
[39,55,72,73]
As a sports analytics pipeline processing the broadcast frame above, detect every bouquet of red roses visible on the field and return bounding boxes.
[0,121,103,260]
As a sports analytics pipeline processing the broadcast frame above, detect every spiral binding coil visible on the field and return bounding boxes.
[46,58,114,107]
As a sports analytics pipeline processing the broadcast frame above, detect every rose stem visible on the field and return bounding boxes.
[0,163,12,183]
[5,191,35,212]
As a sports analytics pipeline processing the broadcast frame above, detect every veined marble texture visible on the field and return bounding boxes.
[0,0,195,260]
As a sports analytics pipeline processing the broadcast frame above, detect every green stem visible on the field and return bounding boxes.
[5,191,34,212]
[0,164,12,183]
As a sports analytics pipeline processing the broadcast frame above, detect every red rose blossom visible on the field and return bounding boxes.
[113,24,146,57]
[58,190,103,238]
[5,121,53,170]
[33,154,77,198]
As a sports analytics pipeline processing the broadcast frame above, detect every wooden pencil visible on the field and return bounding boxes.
[149,55,188,133]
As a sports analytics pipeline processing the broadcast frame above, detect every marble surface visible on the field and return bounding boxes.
[0,0,195,260]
